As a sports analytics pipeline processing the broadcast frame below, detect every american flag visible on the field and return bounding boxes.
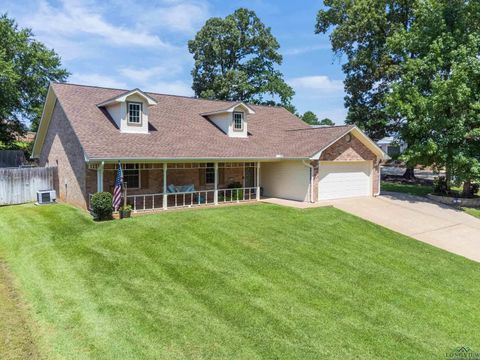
[113,163,123,211]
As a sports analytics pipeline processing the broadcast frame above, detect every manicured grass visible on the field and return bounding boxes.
[1,203,480,359]
[0,261,39,359]
[381,181,434,196]
[463,207,480,219]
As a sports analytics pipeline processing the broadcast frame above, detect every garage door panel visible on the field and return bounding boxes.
[318,162,371,201]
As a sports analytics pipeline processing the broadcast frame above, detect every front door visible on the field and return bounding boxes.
[244,166,255,188]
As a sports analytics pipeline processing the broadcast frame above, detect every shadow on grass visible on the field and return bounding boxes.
[0,260,40,359]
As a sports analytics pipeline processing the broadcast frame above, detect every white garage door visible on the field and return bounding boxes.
[318,161,372,201]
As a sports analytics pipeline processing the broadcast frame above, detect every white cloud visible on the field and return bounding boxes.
[145,80,193,96]
[139,2,210,34]
[68,71,192,96]
[288,76,344,92]
[26,0,171,49]
[284,44,330,56]
[119,64,183,83]
[69,73,128,89]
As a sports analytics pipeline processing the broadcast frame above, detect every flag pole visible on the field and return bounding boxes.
[120,161,126,209]
[123,181,127,209]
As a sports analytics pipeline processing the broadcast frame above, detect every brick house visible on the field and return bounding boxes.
[32,83,388,212]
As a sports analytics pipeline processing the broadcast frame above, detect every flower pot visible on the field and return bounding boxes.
[119,209,132,219]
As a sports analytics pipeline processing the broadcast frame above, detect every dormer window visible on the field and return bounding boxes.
[128,102,142,124]
[233,112,244,131]
[200,102,254,138]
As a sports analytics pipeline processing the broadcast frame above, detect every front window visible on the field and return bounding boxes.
[233,112,243,131]
[123,164,140,189]
[205,163,215,184]
[128,102,142,124]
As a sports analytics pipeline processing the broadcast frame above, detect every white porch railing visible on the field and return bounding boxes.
[218,187,257,203]
[88,193,93,211]
[88,187,258,213]
[126,193,164,212]
[167,190,215,209]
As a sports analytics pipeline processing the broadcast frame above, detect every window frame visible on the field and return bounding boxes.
[127,101,143,125]
[205,163,215,185]
[233,111,244,131]
[123,164,141,189]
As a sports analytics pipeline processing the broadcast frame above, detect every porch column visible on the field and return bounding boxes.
[97,161,104,192]
[214,162,219,205]
[163,163,168,210]
[256,162,261,200]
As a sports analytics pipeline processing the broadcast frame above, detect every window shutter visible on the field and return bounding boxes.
[199,169,206,186]
[141,170,149,189]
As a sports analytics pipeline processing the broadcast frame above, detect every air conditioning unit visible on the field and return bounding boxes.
[36,190,57,205]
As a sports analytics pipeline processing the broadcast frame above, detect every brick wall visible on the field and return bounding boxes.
[372,164,380,195]
[38,102,88,209]
[320,134,377,162]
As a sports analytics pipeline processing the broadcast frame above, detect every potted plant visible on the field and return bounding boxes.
[119,204,132,219]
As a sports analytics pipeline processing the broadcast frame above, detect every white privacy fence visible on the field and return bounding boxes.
[0,167,57,205]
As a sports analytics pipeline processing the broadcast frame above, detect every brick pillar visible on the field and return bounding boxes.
[372,161,380,195]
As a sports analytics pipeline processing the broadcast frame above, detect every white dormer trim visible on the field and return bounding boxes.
[200,102,255,117]
[96,88,157,107]
[97,88,156,134]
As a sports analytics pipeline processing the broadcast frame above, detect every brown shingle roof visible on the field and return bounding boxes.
[51,82,354,160]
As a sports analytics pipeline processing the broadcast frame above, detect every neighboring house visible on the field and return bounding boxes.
[377,137,407,158]
[32,83,388,211]
[16,131,36,143]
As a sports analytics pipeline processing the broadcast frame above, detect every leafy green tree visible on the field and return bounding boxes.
[283,103,299,117]
[386,0,480,193]
[302,111,319,125]
[0,14,68,144]
[188,8,294,106]
[315,1,417,140]
[319,118,335,126]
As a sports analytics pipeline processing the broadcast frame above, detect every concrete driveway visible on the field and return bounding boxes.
[329,193,480,262]
[263,193,480,262]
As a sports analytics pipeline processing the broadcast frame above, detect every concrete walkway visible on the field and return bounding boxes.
[262,193,480,262]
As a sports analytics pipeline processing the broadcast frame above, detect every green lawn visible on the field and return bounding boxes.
[0,260,39,359]
[1,203,480,359]
[463,207,480,219]
[381,181,434,196]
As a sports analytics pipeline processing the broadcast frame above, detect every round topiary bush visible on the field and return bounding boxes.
[91,192,113,220]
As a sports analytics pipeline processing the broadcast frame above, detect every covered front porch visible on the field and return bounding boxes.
[87,162,261,212]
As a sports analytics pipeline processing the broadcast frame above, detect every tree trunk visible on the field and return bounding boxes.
[402,167,415,179]
[463,180,472,198]
[445,151,452,192]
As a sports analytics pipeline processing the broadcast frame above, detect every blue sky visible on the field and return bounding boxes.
[4,0,347,123]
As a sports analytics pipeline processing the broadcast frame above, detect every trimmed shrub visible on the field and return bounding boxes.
[91,192,113,220]
[473,183,480,195]
[227,182,243,189]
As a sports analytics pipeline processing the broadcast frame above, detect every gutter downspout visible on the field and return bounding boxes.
[374,159,382,196]
[302,160,314,203]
